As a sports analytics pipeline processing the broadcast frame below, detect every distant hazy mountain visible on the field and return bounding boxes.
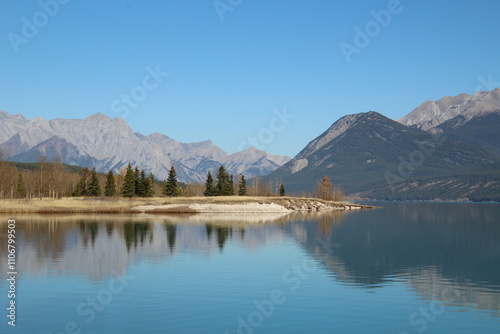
[0,111,290,182]
[266,100,500,201]
[11,136,99,167]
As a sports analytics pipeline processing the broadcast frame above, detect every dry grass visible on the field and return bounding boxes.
[0,197,160,214]
[0,197,254,214]
[0,196,360,214]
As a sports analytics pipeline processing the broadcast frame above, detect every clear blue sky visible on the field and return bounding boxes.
[1,0,499,157]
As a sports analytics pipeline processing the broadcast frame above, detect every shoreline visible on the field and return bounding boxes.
[0,196,373,215]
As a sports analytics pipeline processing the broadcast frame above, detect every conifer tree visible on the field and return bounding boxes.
[122,163,136,198]
[228,175,235,195]
[279,184,286,196]
[134,166,141,196]
[74,167,91,196]
[104,170,116,197]
[216,165,230,196]
[204,172,216,196]
[147,173,155,197]
[88,168,101,196]
[136,170,154,197]
[164,166,179,197]
[136,170,147,197]
[16,173,26,198]
[238,175,246,196]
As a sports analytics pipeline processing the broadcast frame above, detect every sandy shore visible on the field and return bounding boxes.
[133,200,369,214]
[134,202,291,213]
[0,196,373,214]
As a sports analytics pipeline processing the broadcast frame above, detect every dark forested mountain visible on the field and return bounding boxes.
[265,89,500,201]
[436,111,500,152]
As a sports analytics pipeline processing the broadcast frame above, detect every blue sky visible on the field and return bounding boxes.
[1,0,499,157]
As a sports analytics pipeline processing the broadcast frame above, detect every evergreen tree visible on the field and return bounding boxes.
[204,172,216,196]
[216,165,230,196]
[164,166,179,197]
[228,175,235,195]
[104,170,116,197]
[279,184,286,196]
[16,173,26,198]
[147,173,155,197]
[136,170,147,197]
[134,167,141,196]
[136,170,154,197]
[88,168,101,196]
[74,167,91,196]
[238,175,246,196]
[122,163,136,198]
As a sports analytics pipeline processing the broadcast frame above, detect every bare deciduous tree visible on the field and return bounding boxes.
[315,175,346,201]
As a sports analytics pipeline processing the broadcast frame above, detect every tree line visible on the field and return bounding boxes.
[70,164,287,198]
[73,163,182,198]
[0,158,176,199]
[203,165,286,197]
[0,156,344,200]
[0,158,81,199]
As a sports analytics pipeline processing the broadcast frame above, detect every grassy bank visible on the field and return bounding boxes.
[0,196,372,214]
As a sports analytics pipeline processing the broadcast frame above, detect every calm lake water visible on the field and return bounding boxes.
[1,202,499,333]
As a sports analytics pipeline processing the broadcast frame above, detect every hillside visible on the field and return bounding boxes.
[265,108,500,201]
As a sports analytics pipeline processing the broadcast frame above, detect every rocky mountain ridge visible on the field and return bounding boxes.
[0,111,290,182]
[397,88,500,131]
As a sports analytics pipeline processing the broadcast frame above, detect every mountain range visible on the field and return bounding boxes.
[265,88,500,201]
[1,88,499,200]
[0,112,290,183]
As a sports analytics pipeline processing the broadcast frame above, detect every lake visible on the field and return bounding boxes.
[0,202,499,333]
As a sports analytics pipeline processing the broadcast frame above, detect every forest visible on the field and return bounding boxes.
[0,158,344,201]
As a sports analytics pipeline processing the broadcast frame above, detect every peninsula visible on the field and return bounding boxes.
[0,196,372,215]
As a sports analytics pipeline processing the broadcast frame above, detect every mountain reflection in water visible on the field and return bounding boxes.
[0,202,499,319]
